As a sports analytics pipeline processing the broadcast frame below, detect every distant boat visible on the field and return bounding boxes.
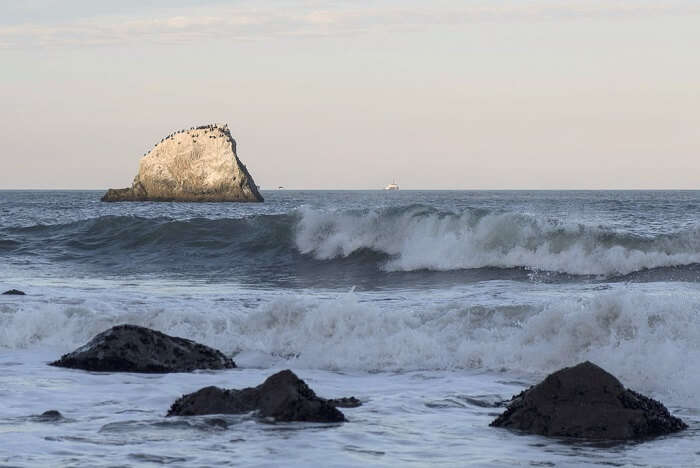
[384,181,399,191]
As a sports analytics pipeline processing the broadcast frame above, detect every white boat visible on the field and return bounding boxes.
[385,181,399,191]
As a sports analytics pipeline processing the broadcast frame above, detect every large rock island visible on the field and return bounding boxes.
[102,124,263,202]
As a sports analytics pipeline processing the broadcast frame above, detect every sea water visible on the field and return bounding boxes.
[1,190,698,467]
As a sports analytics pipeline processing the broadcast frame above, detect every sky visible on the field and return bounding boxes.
[1,0,699,190]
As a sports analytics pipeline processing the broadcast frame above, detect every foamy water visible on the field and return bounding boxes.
[1,190,699,466]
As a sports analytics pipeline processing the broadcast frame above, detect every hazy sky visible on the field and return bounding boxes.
[1,0,699,189]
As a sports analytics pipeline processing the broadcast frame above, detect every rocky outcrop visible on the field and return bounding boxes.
[490,361,687,439]
[102,124,263,202]
[2,289,25,295]
[50,324,235,373]
[167,370,354,422]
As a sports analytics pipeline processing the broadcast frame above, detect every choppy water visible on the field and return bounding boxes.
[1,190,699,467]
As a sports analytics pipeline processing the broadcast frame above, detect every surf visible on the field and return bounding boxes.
[4,204,700,279]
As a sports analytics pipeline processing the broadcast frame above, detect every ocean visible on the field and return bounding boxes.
[1,190,699,467]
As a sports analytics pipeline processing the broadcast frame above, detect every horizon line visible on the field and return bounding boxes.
[3,188,700,192]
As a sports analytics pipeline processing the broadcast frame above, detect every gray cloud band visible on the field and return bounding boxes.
[1,1,699,48]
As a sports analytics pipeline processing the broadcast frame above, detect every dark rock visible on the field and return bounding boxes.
[167,369,347,422]
[32,410,64,422]
[49,324,235,373]
[101,187,144,202]
[490,361,687,439]
[2,289,25,295]
[327,397,362,408]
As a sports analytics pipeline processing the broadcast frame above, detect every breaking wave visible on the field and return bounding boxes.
[296,205,700,276]
[3,205,700,278]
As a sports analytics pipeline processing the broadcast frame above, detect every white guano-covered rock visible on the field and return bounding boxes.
[102,124,263,202]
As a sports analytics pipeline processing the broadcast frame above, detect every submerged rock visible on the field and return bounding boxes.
[490,361,687,439]
[167,369,352,422]
[33,410,64,422]
[327,397,362,408]
[102,123,263,202]
[50,324,235,373]
[2,289,25,295]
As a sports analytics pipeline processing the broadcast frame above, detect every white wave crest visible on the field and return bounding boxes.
[241,290,700,401]
[2,287,698,404]
[294,205,700,275]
